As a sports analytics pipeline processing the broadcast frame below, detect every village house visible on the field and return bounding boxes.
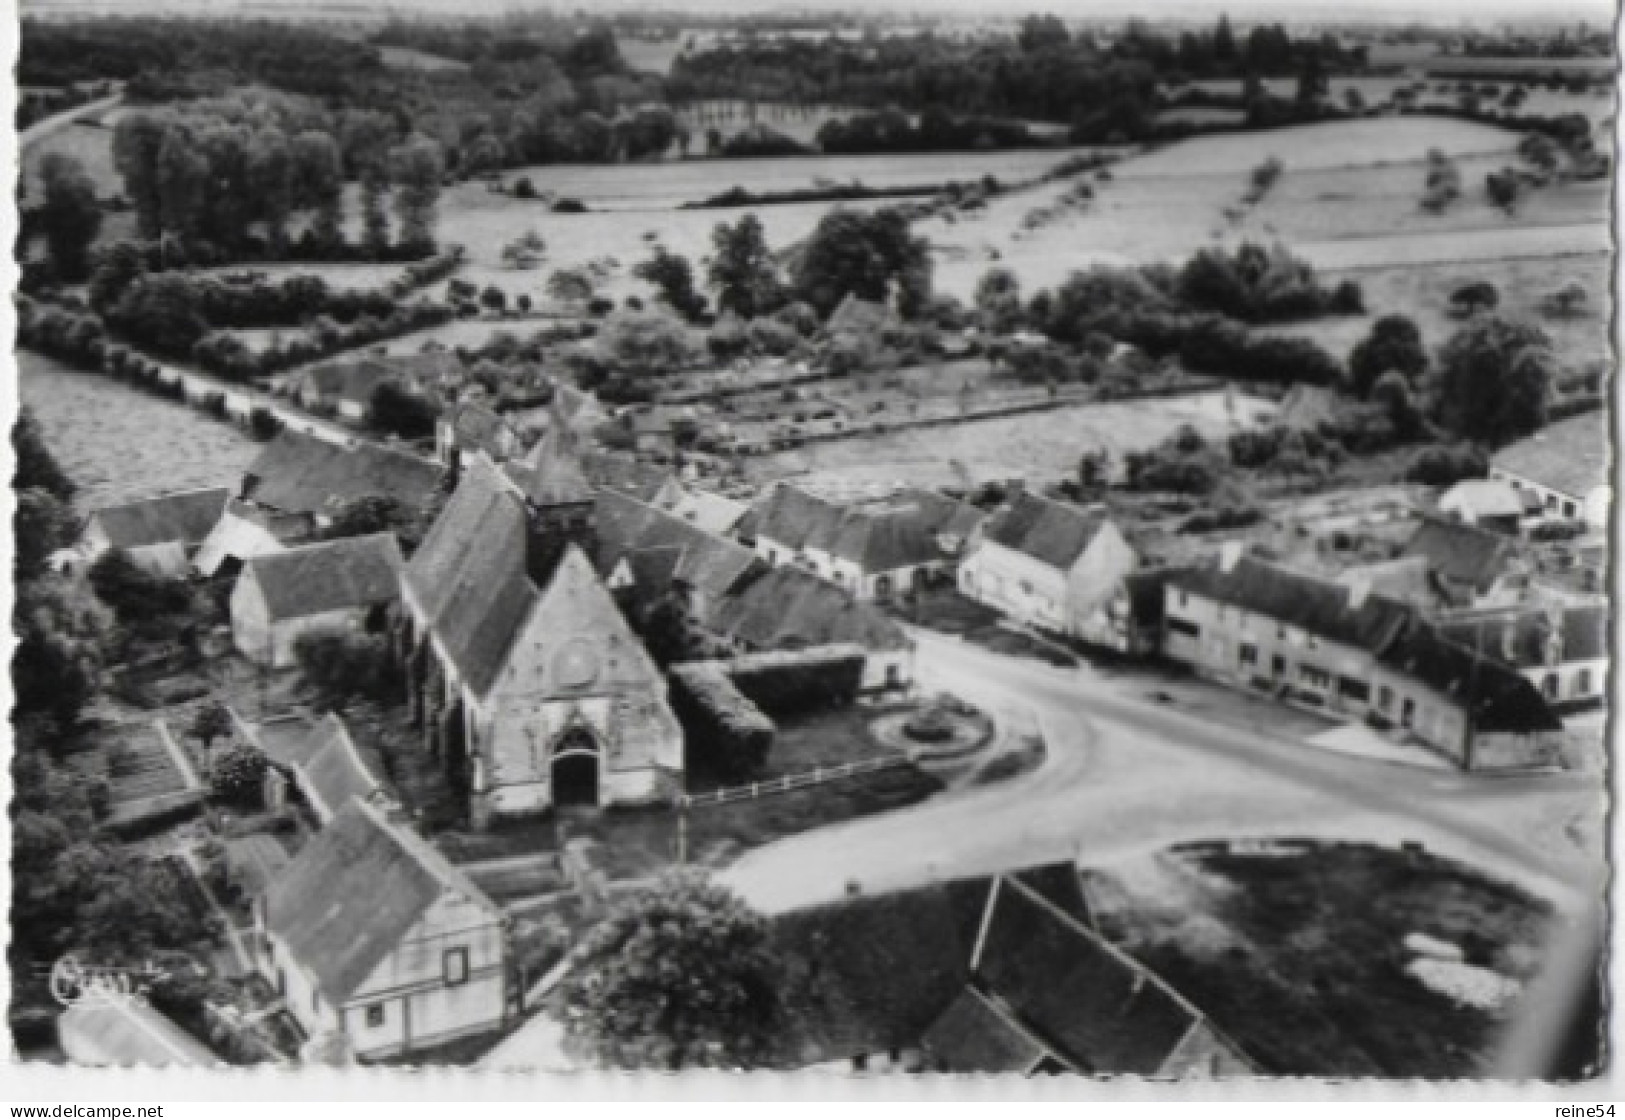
[768,863,1253,1076]
[593,487,915,691]
[1488,411,1612,529]
[230,533,404,668]
[192,498,314,579]
[78,487,230,579]
[435,398,526,471]
[658,485,750,537]
[255,798,508,1060]
[1161,547,1562,770]
[580,448,682,506]
[741,483,983,602]
[397,445,683,826]
[238,430,445,532]
[1437,478,1527,535]
[958,491,1138,644]
[291,357,411,423]
[1439,602,1609,711]
[1400,517,1527,609]
[232,709,396,825]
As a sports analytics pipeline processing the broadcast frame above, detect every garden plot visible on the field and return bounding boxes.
[749,389,1277,492]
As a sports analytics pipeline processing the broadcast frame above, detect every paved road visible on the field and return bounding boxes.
[720,629,1604,915]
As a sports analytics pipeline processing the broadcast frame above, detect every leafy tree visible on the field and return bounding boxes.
[635,247,707,322]
[1433,316,1554,445]
[1421,148,1462,213]
[13,577,113,734]
[1371,369,1424,440]
[547,269,595,306]
[1348,314,1428,397]
[974,267,1024,335]
[208,740,268,807]
[15,489,80,582]
[293,632,396,710]
[105,273,209,358]
[481,286,508,314]
[112,110,169,239]
[707,214,784,320]
[1449,281,1500,318]
[14,408,76,501]
[1542,279,1589,318]
[187,701,235,751]
[248,128,295,254]
[1017,14,1071,52]
[369,382,440,440]
[1484,167,1521,212]
[795,208,931,320]
[290,130,346,248]
[36,153,103,281]
[87,549,194,630]
[598,308,697,380]
[389,135,446,254]
[87,240,149,315]
[558,870,783,1070]
[1517,132,1561,180]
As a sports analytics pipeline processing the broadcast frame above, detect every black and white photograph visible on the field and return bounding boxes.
[3,0,1616,1093]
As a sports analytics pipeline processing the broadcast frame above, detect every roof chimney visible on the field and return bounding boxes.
[1219,540,1246,574]
[1346,572,1372,609]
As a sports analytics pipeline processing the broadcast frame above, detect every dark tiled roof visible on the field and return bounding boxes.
[1378,624,1562,735]
[592,487,762,610]
[750,484,982,574]
[90,488,229,550]
[262,799,498,1005]
[825,294,894,337]
[299,357,403,407]
[1169,554,1416,654]
[242,533,403,622]
[297,714,390,821]
[242,431,443,519]
[712,565,911,653]
[917,987,1047,1073]
[504,425,593,507]
[980,492,1111,571]
[581,450,675,503]
[969,876,1206,1075]
[403,457,537,696]
[1402,518,1517,591]
[447,400,518,459]
[1491,412,1611,499]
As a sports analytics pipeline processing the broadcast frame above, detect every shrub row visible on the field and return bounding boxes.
[669,663,776,783]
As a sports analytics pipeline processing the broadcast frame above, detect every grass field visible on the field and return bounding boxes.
[20,120,120,202]
[618,35,688,75]
[1084,841,1563,1077]
[1257,252,1614,368]
[748,389,1277,491]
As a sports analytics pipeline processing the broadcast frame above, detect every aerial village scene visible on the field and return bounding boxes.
[6,0,1614,1082]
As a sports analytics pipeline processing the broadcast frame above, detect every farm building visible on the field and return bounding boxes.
[741,483,983,602]
[192,497,313,578]
[1437,479,1527,534]
[823,294,898,340]
[1400,517,1526,609]
[436,399,526,471]
[56,992,220,1068]
[255,798,508,1060]
[398,454,683,825]
[230,533,404,667]
[233,709,396,825]
[1439,602,1609,712]
[239,430,445,530]
[79,487,230,578]
[959,491,1139,644]
[659,485,750,536]
[581,448,682,505]
[292,357,412,423]
[1488,412,1612,529]
[1161,547,1562,770]
[593,487,915,691]
[768,863,1252,1076]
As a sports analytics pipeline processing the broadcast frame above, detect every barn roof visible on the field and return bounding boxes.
[241,431,443,519]
[711,564,911,653]
[262,799,498,1005]
[297,357,404,407]
[296,714,391,822]
[1439,604,1610,670]
[57,993,219,1067]
[89,488,229,550]
[1401,518,1518,592]
[978,492,1112,572]
[592,487,762,610]
[1491,412,1611,500]
[746,484,981,574]
[242,533,403,622]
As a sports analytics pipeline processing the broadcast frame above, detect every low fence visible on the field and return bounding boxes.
[679,753,908,810]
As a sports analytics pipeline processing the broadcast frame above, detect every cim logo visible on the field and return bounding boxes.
[48,954,170,1008]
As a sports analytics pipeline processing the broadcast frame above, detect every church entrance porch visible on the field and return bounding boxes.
[551,729,601,807]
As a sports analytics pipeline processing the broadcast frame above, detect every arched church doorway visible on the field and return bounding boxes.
[552,728,601,807]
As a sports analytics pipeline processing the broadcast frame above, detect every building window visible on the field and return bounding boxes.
[312,990,320,1014]
[1299,665,1330,689]
[1271,655,1285,677]
[1401,697,1415,728]
[1178,590,1188,608]
[1377,685,1393,712]
[1019,580,1033,596]
[1563,500,1576,518]
[1276,624,1287,641]
[1337,677,1370,702]
[366,1004,385,1029]
[1238,643,1258,666]
[444,947,470,986]
[1167,617,1200,639]
[1577,669,1592,696]
[1306,635,1320,651]
[1542,673,1559,701]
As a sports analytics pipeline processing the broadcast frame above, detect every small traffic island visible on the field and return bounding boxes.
[871,693,996,763]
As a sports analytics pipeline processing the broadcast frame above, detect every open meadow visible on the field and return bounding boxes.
[747,389,1278,491]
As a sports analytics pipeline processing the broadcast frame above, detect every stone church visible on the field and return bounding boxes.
[396,432,683,827]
